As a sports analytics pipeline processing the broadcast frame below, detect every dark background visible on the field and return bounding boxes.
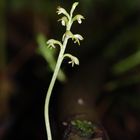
[0,0,140,140]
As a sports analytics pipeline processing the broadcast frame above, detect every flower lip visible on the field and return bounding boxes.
[78,19,82,24]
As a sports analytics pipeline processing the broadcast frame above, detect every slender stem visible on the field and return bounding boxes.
[44,35,69,140]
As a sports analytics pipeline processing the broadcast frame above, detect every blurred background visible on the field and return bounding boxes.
[0,0,140,140]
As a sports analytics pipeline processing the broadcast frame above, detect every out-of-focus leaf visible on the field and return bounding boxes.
[105,74,140,91]
[121,94,140,110]
[104,22,140,58]
[0,0,6,70]
[113,50,140,74]
[36,33,66,82]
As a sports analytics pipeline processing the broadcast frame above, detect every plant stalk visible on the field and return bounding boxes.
[44,35,70,140]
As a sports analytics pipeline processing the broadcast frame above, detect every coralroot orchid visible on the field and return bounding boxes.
[44,2,84,140]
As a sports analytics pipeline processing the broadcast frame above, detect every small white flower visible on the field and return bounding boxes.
[56,7,65,15]
[68,59,79,67]
[73,34,84,45]
[68,61,75,67]
[62,31,84,45]
[73,14,85,24]
[68,56,79,67]
[46,39,62,49]
[58,16,68,26]
[63,54,79,67]
[56,6,69,18]
[47,39,56,48]
[74,34,83,40]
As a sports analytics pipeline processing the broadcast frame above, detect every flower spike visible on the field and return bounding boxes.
[44,3,84,140]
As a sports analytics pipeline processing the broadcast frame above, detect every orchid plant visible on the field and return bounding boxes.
[44,2,84,140]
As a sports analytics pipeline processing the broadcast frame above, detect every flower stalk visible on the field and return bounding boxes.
[44,2,84,140]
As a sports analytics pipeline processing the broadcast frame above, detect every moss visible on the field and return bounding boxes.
[71,120,96,138]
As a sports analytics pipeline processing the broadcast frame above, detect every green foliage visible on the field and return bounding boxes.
[113,50,140,74]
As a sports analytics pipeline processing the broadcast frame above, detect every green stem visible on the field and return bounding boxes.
[44,35,69,140]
